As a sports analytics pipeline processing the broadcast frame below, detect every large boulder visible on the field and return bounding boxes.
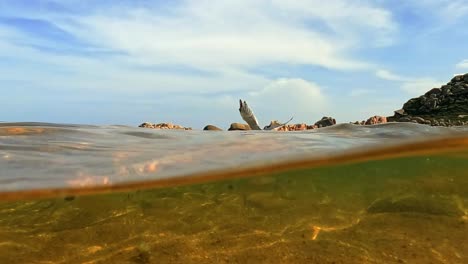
[203,125,223,131]
[139,122,154,128]
[314,117,336,128]
[228,123,251,131]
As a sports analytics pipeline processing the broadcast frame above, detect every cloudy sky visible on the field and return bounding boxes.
[0,0,467,128]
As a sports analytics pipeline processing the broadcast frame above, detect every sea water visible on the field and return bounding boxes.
[0,122,467,263]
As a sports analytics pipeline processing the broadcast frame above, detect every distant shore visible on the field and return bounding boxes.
[140,73,468,131]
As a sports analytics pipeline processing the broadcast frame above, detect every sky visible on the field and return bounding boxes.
[0,0,467,129]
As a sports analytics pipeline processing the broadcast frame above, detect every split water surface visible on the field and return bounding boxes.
[0,122,467,263]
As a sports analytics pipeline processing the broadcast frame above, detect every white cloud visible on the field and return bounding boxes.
[0,1,399,93]
[349,89,374,97]
[401,79,443,95]
[456,59,468,69]
[49,0,395,73]
[128,78,329,127]
[0,1,401,125]
[272,0,395,30]
[246,78,328,124]
[376,69,443,95]
[379,1,468,39]
[375,69,407,81]
[0,1,399,95]
[250,78,323,99]
[418,0,468,23]
[0,30,271,94]
[271,0,396,46]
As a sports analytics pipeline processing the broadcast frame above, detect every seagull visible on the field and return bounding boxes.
[239,99,293,130]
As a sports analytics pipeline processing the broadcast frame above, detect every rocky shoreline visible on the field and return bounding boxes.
[139,73,468,131]
[386,73,468,126]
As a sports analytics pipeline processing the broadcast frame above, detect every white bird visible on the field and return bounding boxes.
[239,99,293,130]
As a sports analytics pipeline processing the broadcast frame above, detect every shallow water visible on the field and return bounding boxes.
[0,122,467,263]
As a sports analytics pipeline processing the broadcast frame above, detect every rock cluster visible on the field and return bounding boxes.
[274,123,317,131]
[138,74,468,130]
[387,73,468,126]
[224,117,338,131]
[352,116,388,125]
[138,122,192,130]
[263,120,316,131]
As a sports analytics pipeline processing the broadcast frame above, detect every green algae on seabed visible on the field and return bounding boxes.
[0,152,467,263]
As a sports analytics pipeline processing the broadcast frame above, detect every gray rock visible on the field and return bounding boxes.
[452,84,466,94]
[389,74,468,126]
[314,116,336,128]
[402,98,421,114]
[424,88,441,96]
[399,117,411,122]
[394,108,406,116]
[451,75,463,82]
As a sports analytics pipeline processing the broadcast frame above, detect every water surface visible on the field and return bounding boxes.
[0,122,467,263]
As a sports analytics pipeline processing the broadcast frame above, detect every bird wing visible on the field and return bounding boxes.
[264,116,294,130]
[239,99,262,130]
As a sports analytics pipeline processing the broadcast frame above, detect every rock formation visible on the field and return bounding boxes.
[139,122,192,130]
[203,125,223,131]
[273,123,318,131]
[228,123,251,131]
[314,117,336,128]
[388,73,468,126]
[261,117,338,131]
[365,116,387,125]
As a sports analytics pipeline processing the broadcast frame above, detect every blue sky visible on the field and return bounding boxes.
[0,0,467,128]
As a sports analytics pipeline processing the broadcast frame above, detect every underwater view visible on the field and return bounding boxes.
[0,122,467,263]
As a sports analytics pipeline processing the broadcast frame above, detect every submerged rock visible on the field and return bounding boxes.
[367,195,464,217]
